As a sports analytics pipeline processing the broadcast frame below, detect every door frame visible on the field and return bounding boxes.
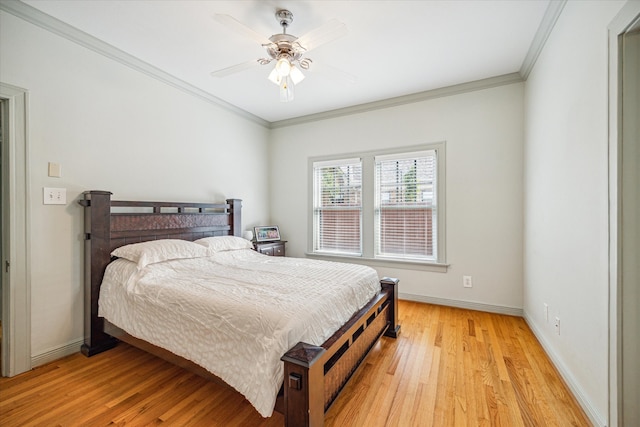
[0,83,31,377]
[608,3,640,425]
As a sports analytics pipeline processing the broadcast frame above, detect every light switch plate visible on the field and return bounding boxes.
[43,187,66,205]
[48,162,62,177]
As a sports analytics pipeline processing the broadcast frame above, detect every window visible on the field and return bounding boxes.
[312,158,362,255]
[310,143,445,266]
[375,151,437,261]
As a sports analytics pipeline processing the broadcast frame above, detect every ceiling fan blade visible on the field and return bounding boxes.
[295,18,347,52]
[214,14,273,46]
[210,59,263,78]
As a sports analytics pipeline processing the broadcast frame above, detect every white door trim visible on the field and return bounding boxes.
[608,2,640,425]
[0,82,31,377]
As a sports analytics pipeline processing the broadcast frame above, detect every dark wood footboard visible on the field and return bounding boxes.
[80,190,399,427]
[282,278,399,426]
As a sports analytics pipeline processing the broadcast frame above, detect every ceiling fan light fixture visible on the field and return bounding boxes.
[268,68,281,85]
[275,57,292,76]
[290,65,305,85]
[279,75,294,102]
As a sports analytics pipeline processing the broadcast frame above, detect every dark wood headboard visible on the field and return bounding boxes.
[79,190,242,356]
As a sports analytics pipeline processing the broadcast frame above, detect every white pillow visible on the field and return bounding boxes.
[111,239,211,269]
[194,235,253,253]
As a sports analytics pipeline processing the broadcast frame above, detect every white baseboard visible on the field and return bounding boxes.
[399,292,523,316]
[31,339,83,368]
[523,312,606,427]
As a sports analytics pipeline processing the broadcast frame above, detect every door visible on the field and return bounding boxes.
[0,84,30,377]
[620,27,640,427]
[1,98,7,376]
[0,99,4,373]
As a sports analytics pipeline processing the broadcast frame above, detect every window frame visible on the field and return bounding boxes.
[311,157,363,256]
[374,149,439,262]
[308,142,447,272]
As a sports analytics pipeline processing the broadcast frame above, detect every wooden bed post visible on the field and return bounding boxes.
[80,190,118,356]
[381,277,401,338]
[281,343,326,427]
[226,199,242,237]
[281,277,400,426]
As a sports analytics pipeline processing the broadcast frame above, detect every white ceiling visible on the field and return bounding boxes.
[20,0,550,124]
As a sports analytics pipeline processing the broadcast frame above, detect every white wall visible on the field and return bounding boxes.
[0,12,270,360]
[523,1,626,425]
[269,83,524,312]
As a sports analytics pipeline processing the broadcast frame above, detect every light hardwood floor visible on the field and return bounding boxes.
[0,301,591,426]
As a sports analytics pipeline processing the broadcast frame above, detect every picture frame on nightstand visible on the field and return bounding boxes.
[254,225,280,242]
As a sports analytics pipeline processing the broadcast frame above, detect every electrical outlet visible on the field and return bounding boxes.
[554,317,560,335]
[463,275,473,288]
[544,303,549,322]
[43,187,66,205]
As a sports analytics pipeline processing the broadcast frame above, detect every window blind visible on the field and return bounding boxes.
[313,159,362,255]
[375,150,437,261]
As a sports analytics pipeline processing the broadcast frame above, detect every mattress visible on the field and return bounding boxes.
[98,248,380,417]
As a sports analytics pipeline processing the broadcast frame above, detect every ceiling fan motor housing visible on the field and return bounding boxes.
[266,33,304,63]
[266,9,309,67]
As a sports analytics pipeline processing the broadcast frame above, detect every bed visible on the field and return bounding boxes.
[80,190,400,426]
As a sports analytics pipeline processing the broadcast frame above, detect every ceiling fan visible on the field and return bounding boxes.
[211,9,349,102]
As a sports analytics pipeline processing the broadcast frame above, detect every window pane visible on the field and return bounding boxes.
[313,160,362,255]
[375,151,437,260]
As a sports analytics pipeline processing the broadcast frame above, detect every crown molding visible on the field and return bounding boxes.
[0,0,270,128]
[1,0,562,130]
[269,73,524,129]
[270,0,568,129]
[520,0,567,80]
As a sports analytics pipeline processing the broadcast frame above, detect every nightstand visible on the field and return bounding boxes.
[254,241,286,257]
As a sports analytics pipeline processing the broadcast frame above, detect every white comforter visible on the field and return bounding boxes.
[98,249,380,417]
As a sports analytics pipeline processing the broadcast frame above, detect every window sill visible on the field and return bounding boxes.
[305,252,449,273]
